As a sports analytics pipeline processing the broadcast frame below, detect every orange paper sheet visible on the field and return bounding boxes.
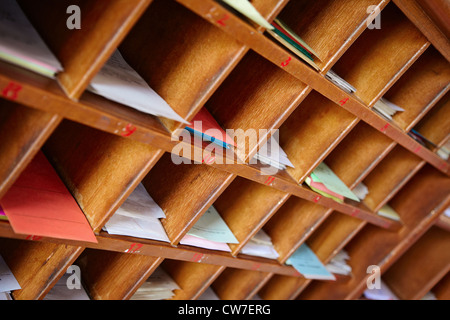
[0,151,97,243]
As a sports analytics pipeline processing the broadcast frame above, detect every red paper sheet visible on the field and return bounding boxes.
[186,108,236,147]
[0,151,97,243]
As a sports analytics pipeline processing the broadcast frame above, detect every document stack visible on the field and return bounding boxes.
[131,268,180,300]
[88,50,187,123]
[0,255,20,300]
[286,243,336,281]
[0,206,7,221]
[325,250,352,276]
[252,136,294,171]
[352,182,369,201]
[305,162,360,203]
[377,204,401,221]
[363,280,399,300]
[198,287,220,300]
[220,0,320,70]
[326,70,357,94]
[240,229,279,259]
[103,183,170,242]
[0,0,63,78]
[44,270,90,300]
[179,206,238,252]
[373,98,405,121]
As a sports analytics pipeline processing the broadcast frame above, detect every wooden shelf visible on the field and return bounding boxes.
[0,0,448,301]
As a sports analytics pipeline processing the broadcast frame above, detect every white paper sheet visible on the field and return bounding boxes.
[364,280,399,300]
[254,136,294,170]
[43,273,90,300]
[0,255,21,293]
[114,183,166,221]
[0,0,62,77]
[240,229,279,259]
[104,214,170,242]
[89,50,187,123]
[131,268,180,300]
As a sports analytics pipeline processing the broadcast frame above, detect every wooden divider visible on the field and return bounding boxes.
[382,226,450,300]
[432,272,450,300]
[298,165,450,300]
[0,238,83,300]
[18,0,153,99]
[0,100,61,199]
[0,0,448,301]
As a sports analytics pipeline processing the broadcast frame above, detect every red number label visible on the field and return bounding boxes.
[281,57,292,67]
[202,155,215,164]
[351,209,360,217]
[125,243,143,253]
[2,82,22,100]
[26,235,42,241]
[413,146,422,154]
[191,253,204,263]
[339,98,349,106]
[264,176,275,186]
[121,123,136,137]
[380,123,390,133]
[313,195,321,203]
[251,263,261,271]
[217,14,230,26]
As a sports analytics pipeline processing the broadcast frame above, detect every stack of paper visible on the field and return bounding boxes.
[326,70,357,94]
[325,250,352,276]
[0,206,7,221]
[240,229,279,259]
[88,50,187,123]
[252,136,294,171]
[131,268,180,300]
[436,139,450,160]
[267,18,321,71]
[373,98,404,121]
[305,162,360,203]
[185,107,236,149]
[363,280,399,300]
[0,0,63,78]
[0,255,21,300]
[220,1,320,70]
[377,204,401,221]
[43,272,90,300]
[0,151,97,243]
[179,206,238,252]
[408,129,438,151]
[352,182,369,201]
[422,292,437,300]
[198,287,220,300]
[286,243,336,280]
[103,183,170,243]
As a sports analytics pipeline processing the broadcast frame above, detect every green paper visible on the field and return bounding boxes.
[312,163,360,202]
[187,206,239,244]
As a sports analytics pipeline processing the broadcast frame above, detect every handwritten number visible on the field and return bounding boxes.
[2,82,22,100]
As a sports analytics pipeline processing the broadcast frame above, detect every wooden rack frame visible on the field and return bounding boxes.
[0,0,448,300]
